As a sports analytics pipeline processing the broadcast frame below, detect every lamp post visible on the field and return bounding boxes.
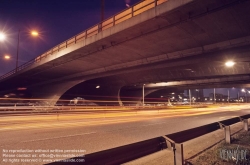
[142,84,145,107]
[238,91,239,102]
[15,30,39,72]
[241,89,250,103]
[214,88,216,104]
[189,89,191,105]
[247,89,250,103]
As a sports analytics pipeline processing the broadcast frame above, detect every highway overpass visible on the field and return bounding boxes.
[0,0,250,105]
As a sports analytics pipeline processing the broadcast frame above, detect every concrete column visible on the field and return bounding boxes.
[30,79,84,106]
[118,88,123,106]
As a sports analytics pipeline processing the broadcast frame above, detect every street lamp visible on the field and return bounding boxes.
[4,55,10,60]
[0,32,6,41]
[225,61,235,67]
[31,31,39,36]
[16,29,39,72]
[241,88,250,103]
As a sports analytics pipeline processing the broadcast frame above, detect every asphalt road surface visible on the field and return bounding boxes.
[0,104,249,165]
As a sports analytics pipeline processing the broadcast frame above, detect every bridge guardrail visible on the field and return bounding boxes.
[0,0,168,81]
[45,114,250,165]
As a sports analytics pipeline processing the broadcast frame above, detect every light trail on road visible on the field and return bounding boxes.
[0,104,249,165]
[0,105,249,131]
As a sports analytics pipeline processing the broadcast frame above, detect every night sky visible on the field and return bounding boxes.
[0,0,140,75]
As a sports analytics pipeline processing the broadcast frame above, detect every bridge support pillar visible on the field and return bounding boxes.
[29,79,83,106]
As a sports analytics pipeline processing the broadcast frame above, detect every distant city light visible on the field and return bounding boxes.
[161,96,163,98]
[96,85,100,89]
[0,32,6,41]
[225,61,235,67]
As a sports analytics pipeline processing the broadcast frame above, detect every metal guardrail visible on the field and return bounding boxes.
[46,114,250,165]
[0,0,168,81]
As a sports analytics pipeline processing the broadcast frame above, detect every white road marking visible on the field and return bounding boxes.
[22,132,97,143]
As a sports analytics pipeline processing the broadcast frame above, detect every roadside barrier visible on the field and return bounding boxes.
[46,114,250,165]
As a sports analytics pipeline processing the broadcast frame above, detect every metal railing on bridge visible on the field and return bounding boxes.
[0,0,167,81]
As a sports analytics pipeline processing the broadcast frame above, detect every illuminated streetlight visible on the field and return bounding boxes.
[96,85,100,89]
[31,31,39,36]
[16,29,39,72]
[0,32,6,41]
[4,55,10,60]
[225,61,235,67]
[241,88,249,103]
